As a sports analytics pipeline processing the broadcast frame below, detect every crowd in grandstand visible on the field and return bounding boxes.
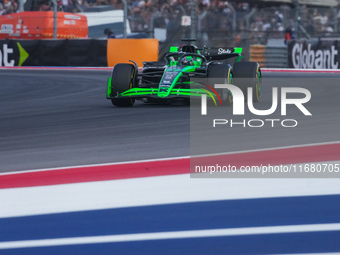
[124,0,339,39]
[1,0,339,42]
[105,0,339,39]
[0,0,19,14]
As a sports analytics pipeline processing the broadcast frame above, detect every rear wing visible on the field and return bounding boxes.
[203,47,242,61]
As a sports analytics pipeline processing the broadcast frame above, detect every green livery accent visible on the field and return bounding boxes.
[107,77,112,98]
[116,87,218,99]
[17,42,29,66]
[257,70,261,96]
[234,47,242,54]
[169,46,179,52]
[234,47,243,62]
[157,65,196,98]
[169,61,178,66]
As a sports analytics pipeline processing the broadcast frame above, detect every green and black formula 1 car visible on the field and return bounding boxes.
[106,39,261,107]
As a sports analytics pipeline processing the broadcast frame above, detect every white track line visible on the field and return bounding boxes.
[1,140,339,176]
[1,223,340,249]
[2,167,340,218]
[191,140,340,158]
[1,67,340,72]
[262,68,340,73]
[277,254,340,255]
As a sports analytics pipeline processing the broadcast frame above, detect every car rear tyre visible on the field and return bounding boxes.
[232,61,261,102]
[110,63,136,107]
[207,64,233,106]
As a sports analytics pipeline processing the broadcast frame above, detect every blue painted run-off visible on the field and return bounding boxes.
[1,195,340,254]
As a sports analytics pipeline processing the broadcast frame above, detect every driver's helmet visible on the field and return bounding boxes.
[182,56,194,66]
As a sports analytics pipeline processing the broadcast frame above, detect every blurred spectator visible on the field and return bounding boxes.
[59,0,69,11]
[284,27,293,45]
[1,0,19,13]
[323,24,334,36]
[0,2,6,15]
[39,0,52,10]
[3,0,11,13]
[104,28,116,38]
[0,0,339,46]
[10,0,18,12]
[303,19,315,36]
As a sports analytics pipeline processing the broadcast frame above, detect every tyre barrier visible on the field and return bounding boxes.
[249,44,265,67]
[249,45,287,68]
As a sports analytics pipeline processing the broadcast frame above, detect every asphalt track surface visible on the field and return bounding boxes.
[1,68,340,254]
[1,69,340,173]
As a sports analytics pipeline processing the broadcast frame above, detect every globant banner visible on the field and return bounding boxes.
[288,40,339,69]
